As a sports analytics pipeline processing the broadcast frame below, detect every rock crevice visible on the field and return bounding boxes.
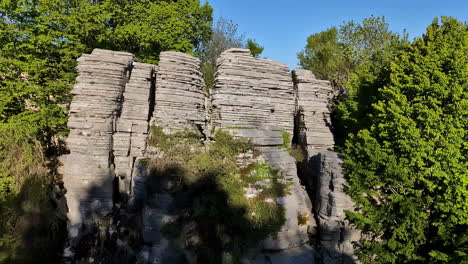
[61,48,359,264]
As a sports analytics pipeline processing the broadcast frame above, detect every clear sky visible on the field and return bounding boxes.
[207,0,468,69]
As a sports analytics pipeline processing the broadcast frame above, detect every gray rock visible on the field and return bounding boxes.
[293,69,335,151]
[314,151,360,264]
[62,49,134,240]
[151,51,205,131]
[259,149,314,252]
[212,49,295,137]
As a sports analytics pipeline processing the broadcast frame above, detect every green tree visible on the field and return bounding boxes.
[298,27,349,87]
[298,16,405,89]
[66,0,213,64]
[246,39,264,58]
[298,16,409,144]
[0,0,213,261]
[344,17,468,263]
[199,17,245,91]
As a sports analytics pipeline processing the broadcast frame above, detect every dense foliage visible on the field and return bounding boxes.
[298,15,406,89]
[304,16,467,263]
[0,0,212,262]
[343,17,467,263]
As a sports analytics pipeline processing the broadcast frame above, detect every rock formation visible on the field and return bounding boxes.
[315,152,360,264]
[114,62,156,197]
[61,48,359,264]
[152,51,205,131]
[293,69,334,153]
[293,69,360,263]
[61,49,134,241]
[212,49,295,136]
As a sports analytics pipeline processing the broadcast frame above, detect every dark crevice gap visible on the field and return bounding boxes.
[293,90,321,247]
[148,68,157,122]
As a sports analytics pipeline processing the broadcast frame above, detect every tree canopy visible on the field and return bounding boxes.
[246,39,264,58]
[0,0,213,261]
[342,17,467,263]
[298,15,405,89]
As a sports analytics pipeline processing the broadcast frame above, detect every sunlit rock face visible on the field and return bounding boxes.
[213,49,315,262]
[212,48,295,136]
[61,49,135,241]
[151,51,206,131]
[61,48,359,264]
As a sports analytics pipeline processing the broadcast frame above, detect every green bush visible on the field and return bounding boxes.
[151,127,286,263]
[0,124,66,264]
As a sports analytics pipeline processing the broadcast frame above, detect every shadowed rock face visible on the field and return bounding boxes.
[292,69,360,263]
[61,48,359,264]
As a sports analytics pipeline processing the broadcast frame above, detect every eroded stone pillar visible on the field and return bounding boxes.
[151,51,205,131]
[61,49,134,240]
[293,69,359,264]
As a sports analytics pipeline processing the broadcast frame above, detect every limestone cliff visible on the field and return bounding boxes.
[60,48,360,264]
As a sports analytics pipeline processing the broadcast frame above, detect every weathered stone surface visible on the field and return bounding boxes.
[315,151,360,264]
[61,48,359,264]
[114,62,156,194]
[293,69,334,151]
[260,149,314,251]
[152,51,205,131]
[212,49,295,136]
[227,128,284,146]
[61,49,134,239]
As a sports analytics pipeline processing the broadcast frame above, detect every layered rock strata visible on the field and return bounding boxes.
[315,152,359,264]
[293,69,359,263]
[293,69,334,153]
[212,49,295,136]
[152,51,205,131]
[61,48,359,264]
[61,49,135,239]
[114,62,156,196]
[213,49,315,262]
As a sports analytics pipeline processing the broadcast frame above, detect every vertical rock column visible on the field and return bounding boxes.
[139,51,205,263]
[315,152,359,264]
[293,69,335,153]
[152,51,205,131]
[213,49,315,263]
[293,69,359,263]
[61,49,134,239]
[114,62,157,199]
[213,48,295,135]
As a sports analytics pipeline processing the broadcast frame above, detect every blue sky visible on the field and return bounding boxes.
[207,0,468,69]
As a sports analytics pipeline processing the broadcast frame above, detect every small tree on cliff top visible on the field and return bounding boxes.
[199,17,245,91]
[344,17,468,263]
[246,39,264,58]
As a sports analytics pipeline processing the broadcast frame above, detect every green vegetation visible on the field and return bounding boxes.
[246,39,264,58]
[278,131,305,162]
[301,16,467,263]
[298,15,407,89]
[149,127,287,263]
[0,126,66,263]
[0,1,213,262]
